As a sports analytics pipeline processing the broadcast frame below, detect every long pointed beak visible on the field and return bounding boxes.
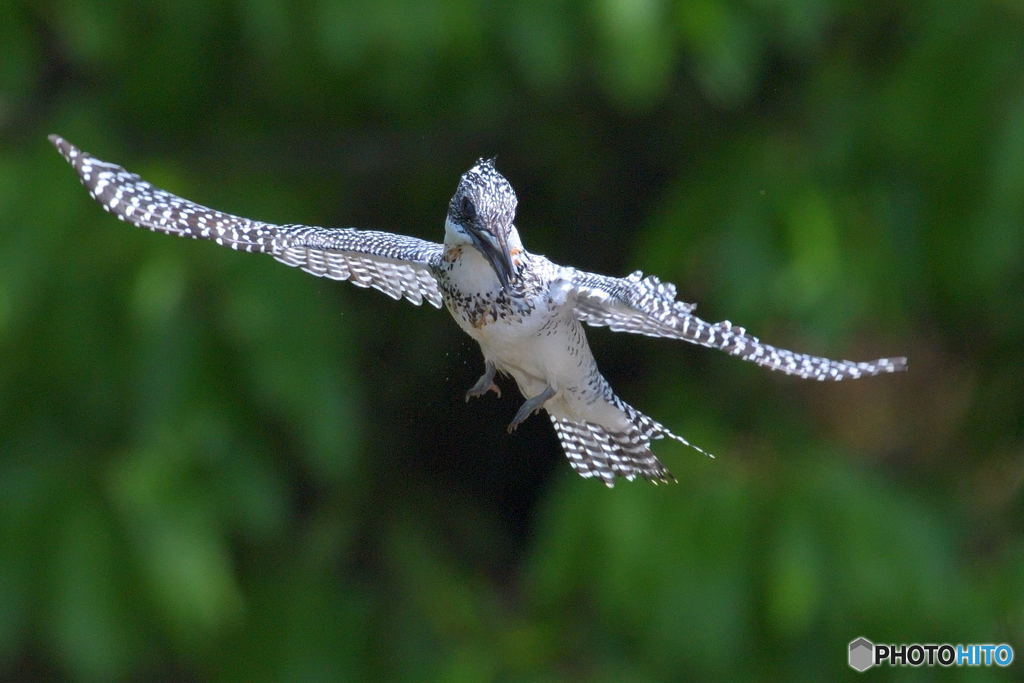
[472,226,516,292]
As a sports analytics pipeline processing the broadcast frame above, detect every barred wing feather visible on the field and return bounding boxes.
[570,268,906,381]
[49,135,444,308]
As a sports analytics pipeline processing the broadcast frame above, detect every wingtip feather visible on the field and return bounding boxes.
[48,134,78,163]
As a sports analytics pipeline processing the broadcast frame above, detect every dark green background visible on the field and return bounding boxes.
[2,0,1022,679]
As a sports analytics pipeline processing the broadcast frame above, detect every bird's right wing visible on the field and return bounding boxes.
[570,268,907,381]
[50,135,444,308]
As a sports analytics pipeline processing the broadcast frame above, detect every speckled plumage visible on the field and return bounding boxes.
[51,136,907,487]
[49,135,443,307]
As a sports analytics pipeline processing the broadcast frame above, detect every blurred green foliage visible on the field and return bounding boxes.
[1,0,1022,679]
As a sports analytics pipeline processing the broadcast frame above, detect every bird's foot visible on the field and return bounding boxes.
[466,382,501,402]
[465,361,501,402]
[507,386,556,433]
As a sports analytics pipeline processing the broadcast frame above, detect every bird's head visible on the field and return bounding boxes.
[445,158,520,290]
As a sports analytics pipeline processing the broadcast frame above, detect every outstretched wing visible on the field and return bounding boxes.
[570,268,907,381]
[50,135,444,308]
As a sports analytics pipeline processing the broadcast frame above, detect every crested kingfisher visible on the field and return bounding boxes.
[50,135,907,486]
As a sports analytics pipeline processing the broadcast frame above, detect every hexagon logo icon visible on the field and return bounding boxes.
[849,637,875,672]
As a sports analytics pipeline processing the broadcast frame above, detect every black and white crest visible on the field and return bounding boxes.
[448,158,518,231]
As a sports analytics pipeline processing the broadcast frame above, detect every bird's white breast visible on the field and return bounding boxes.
[440,249,584,394]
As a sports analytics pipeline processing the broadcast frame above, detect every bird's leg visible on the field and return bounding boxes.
[465,360,501,402]
[507,386,556,433]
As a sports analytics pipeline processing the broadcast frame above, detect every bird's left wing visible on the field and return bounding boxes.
[50,135,444,308]
[570,268,907,381]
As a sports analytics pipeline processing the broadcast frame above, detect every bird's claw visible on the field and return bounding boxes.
[465,382,501,402]
[506,408,539,434]
[465,362,501,402]
[507,386,555,434]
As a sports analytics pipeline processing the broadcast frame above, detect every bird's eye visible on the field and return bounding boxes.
[461,196,477,220]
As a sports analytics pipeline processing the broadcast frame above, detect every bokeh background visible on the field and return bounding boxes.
[2,0,1023,679]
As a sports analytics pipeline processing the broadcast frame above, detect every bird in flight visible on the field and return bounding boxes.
[50,135,907,486]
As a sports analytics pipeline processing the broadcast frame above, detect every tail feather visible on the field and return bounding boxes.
[550,417,674,486]
[550,404,712,487]
[615,400,715,461]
